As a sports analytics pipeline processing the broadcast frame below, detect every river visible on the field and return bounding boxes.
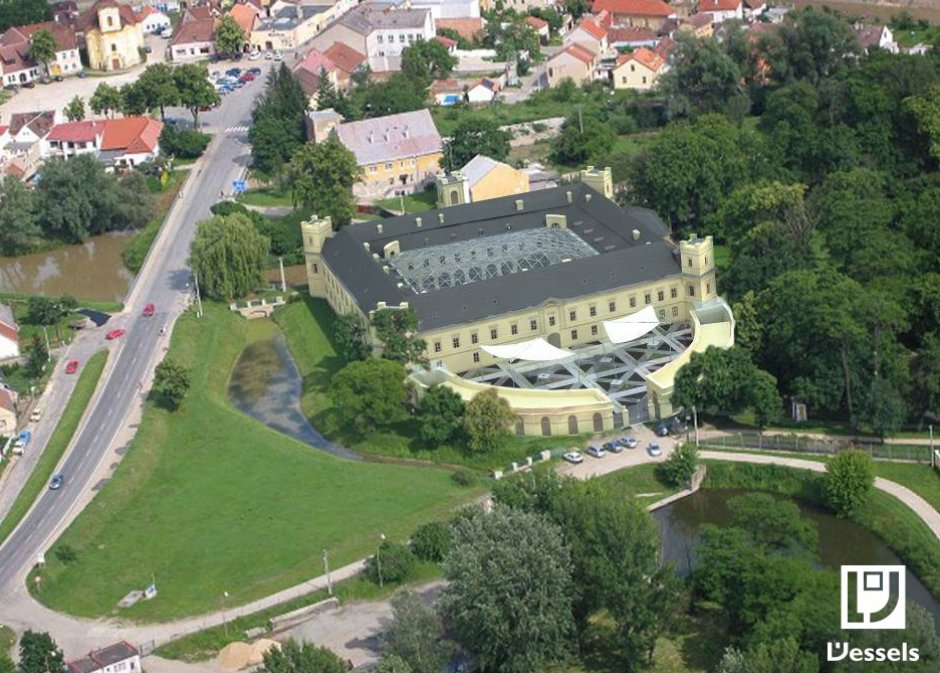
[654,488,940,630]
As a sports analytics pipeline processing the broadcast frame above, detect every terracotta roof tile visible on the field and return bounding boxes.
[77,0,141,32]
[228,4,257,34]
[48,120,106,143]
[525,16,548,30]
[578,19,607,40]
[100,116,162,153]
[617,46,664,71]
[434,35,456,48]
[608,26,657,42]
[555,42,596,65]
[592,0,675,17]
[322,42,366,74]
[697,0,741,11]
[435,17,485,42]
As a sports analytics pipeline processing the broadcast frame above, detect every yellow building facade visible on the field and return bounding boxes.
[79,0,144,72]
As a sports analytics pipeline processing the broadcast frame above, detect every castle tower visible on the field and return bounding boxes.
[436,171,470,208]
[301,215,333,298]
[580,165,613,200]
[679,233,716,305]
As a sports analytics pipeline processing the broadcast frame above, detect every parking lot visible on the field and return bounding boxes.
[557,422,687,480]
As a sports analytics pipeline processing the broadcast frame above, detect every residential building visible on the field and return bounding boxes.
[46,116,162,167]
[564,17,609,55]
[437,154,529,204]
[292,48,339,105]
[308,108,443,199]
[611,46,665,90]
[608,25,657,48]
[309,3,435,72]
[435,17,485,43]
[590,0,676,30]
[678,12,713,37]
[546,43,596,88]
[524,15,550,44]
[249,2,346,53]
[409,0,480,19]
[0,22,82,86]
[66,642,141,673]
[854,23,899,53]
[323,42,366,87]
[136,6,171,33]
[301,169,731,432]
[0,304,20,362]
[501,0,558,11]
[743,0,766,19]
[0,385,17,434]
[3,110,56,177]
[169,7,217,61]
[228,3,259,41]
[77,0,145,71]
[434,34,457,52]
[696,0,743,23]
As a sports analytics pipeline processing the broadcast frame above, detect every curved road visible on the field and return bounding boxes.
[0,73,267,598]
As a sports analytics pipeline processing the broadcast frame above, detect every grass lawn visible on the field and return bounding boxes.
[375,189,437,213]
[123,169,187,273]
[237,187,294,208]
[0,351,108,546]
[0,624,16,653]
[598,463,683,506]
[33,303,477,621]
[275,298,591,472]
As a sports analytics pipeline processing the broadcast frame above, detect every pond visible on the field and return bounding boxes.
[0,232,135,302]
[227,333,359,460]
[653,488,940,630]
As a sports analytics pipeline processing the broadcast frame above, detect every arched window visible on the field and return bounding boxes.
[541,416,551,436]
[593,413,603,432]
[450,189,459,205]
[567,415,578,434]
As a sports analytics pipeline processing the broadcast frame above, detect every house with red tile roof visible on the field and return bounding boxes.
[434,34,458,52]
[136,6,171,34]
[611,45,666,90]
[46,116,162,168]
[435,17,485,43]
[592,0,676,29]
[292,48,340,105]
[547,43,598,88]
[565,17,609,55]
[228,3,258,37]
[322,42,366,88]
[169,7,218,61]
[0,384,17,434]
[524,16,550,44]
[679,12,713,37]
[0,304,20,362]
[0,22,82,86]
[696,0,743,23]
[854,24,898,53]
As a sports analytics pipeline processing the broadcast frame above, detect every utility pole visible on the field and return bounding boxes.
[323,549,332,595]
[278,256,287,292]
[42,326,51,360]
[193,271,204,318]
[693,405,699,448]
[578,104,584,134]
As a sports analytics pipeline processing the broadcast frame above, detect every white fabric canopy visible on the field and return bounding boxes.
[603,305,660,344]
[482,338,572,362]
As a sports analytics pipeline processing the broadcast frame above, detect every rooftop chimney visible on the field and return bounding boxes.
[367,131,374,144]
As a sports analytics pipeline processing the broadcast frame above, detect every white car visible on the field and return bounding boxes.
[274,51,283,61]
[248,51,261,61]
[563,450,584,464]
[647,443,662,457]
[29,408,42,422]
[264,50,274,60]
[586,445,606,459]
[623,436,638,449]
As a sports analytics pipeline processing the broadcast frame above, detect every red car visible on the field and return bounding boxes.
[143,303,155,317]
[239,73,255,83]
[106,328,126,340]
[65,360,79,374]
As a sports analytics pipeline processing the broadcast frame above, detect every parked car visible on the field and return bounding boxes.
[22,81,35,88]
[603,441,621,453]
[647,443,662,457]
[654,423,669,437]
[563,450,584,464]
[264,50,274,60]
[29,408,42,423]
[40,76,51,84]
[49,473,64,490]
[78,70,87,77]
[106,328,126,340]
[239,73,255,83]
[65,360,79,374]
[248,67,261,75]
[586,445,606,459]
[274,51,282,61]
[143,303,155,317]
[226,67,241,77]
[622,436,638,448]
[54,74,63,82]
[12,430,32,455]
[248,50,261,61]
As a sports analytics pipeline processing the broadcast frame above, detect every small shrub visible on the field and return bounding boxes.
[410,521,453,563]
[365,541,415,585]
[824,449,875,516]
[161,126,211,159]
[531,122,547,133]
[657,443,698,487]
[54,544,78,564]
[451,468,477,487]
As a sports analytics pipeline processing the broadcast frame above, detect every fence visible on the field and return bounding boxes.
[701,432,933,464]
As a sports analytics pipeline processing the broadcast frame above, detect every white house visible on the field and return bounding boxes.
[137,6,171,33]
[66,643,141,673]
[409,0,480,19]
[0,305,19,362]
[854,24,899,54]
[696,0,743,23]
[46,117,163,168]
[466,78,497,103]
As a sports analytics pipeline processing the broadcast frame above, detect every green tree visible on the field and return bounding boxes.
[17,631,63,673]
[657,33,749,120]
[717,640,818,673]
[332,312,371,362]
[153,358,191,411]
[189,213,270,300]
[250,64,312,174]
[778,7,861,84]
[373,655,412,673]
[401,39,457,84]
[315,75,339,111]
[824,449,875,516]
[330,358,409,433]
[371,308,427,365]
[90,83,123,118]
[0,174,39,255]
[658,442,698,487]
[120,80,150,116]
[135,63,181,121]
[551,110,616,166]
[442,117,511,171]
[63,95,86,122]
[259,639,346,673]
[25,296,65,327]
[287,135,360,228]
[28,28,56,77]
[727,492,818,554]
[730,291,763,355]
[214,15,245,58]
[359,73,428,117]
[383,591,450,673]
[24,336,48,379]
[365,541,415,585]
[460,388,516,453]
[440,507,575,673]
[159,126,211,159]
[841,603,940,672]
[628,114,752,232]
[0,0,51,32]
[911,333,940,424]
[174,63,220,126]
[409,521,452,563]
[418,385,465,446]
[0,652,14,673]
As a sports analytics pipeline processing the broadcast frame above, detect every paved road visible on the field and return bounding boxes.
[0,60,270,616]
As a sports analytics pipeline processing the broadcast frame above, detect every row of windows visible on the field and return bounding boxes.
[368,158,416,173]
[376,33,421,45]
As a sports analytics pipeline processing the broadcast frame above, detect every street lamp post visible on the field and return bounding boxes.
[323,549,332,596]
[221,590,230,636]
[377,533,386,588]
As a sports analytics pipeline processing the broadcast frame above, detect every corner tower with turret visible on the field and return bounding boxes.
[301,215,333,298]
[679,233,716,304]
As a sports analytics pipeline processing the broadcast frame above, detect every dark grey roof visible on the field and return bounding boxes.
[66,642,139,673]
[322,183,678,331]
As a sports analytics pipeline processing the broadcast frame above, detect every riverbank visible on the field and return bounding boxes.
[29,303,482,621]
